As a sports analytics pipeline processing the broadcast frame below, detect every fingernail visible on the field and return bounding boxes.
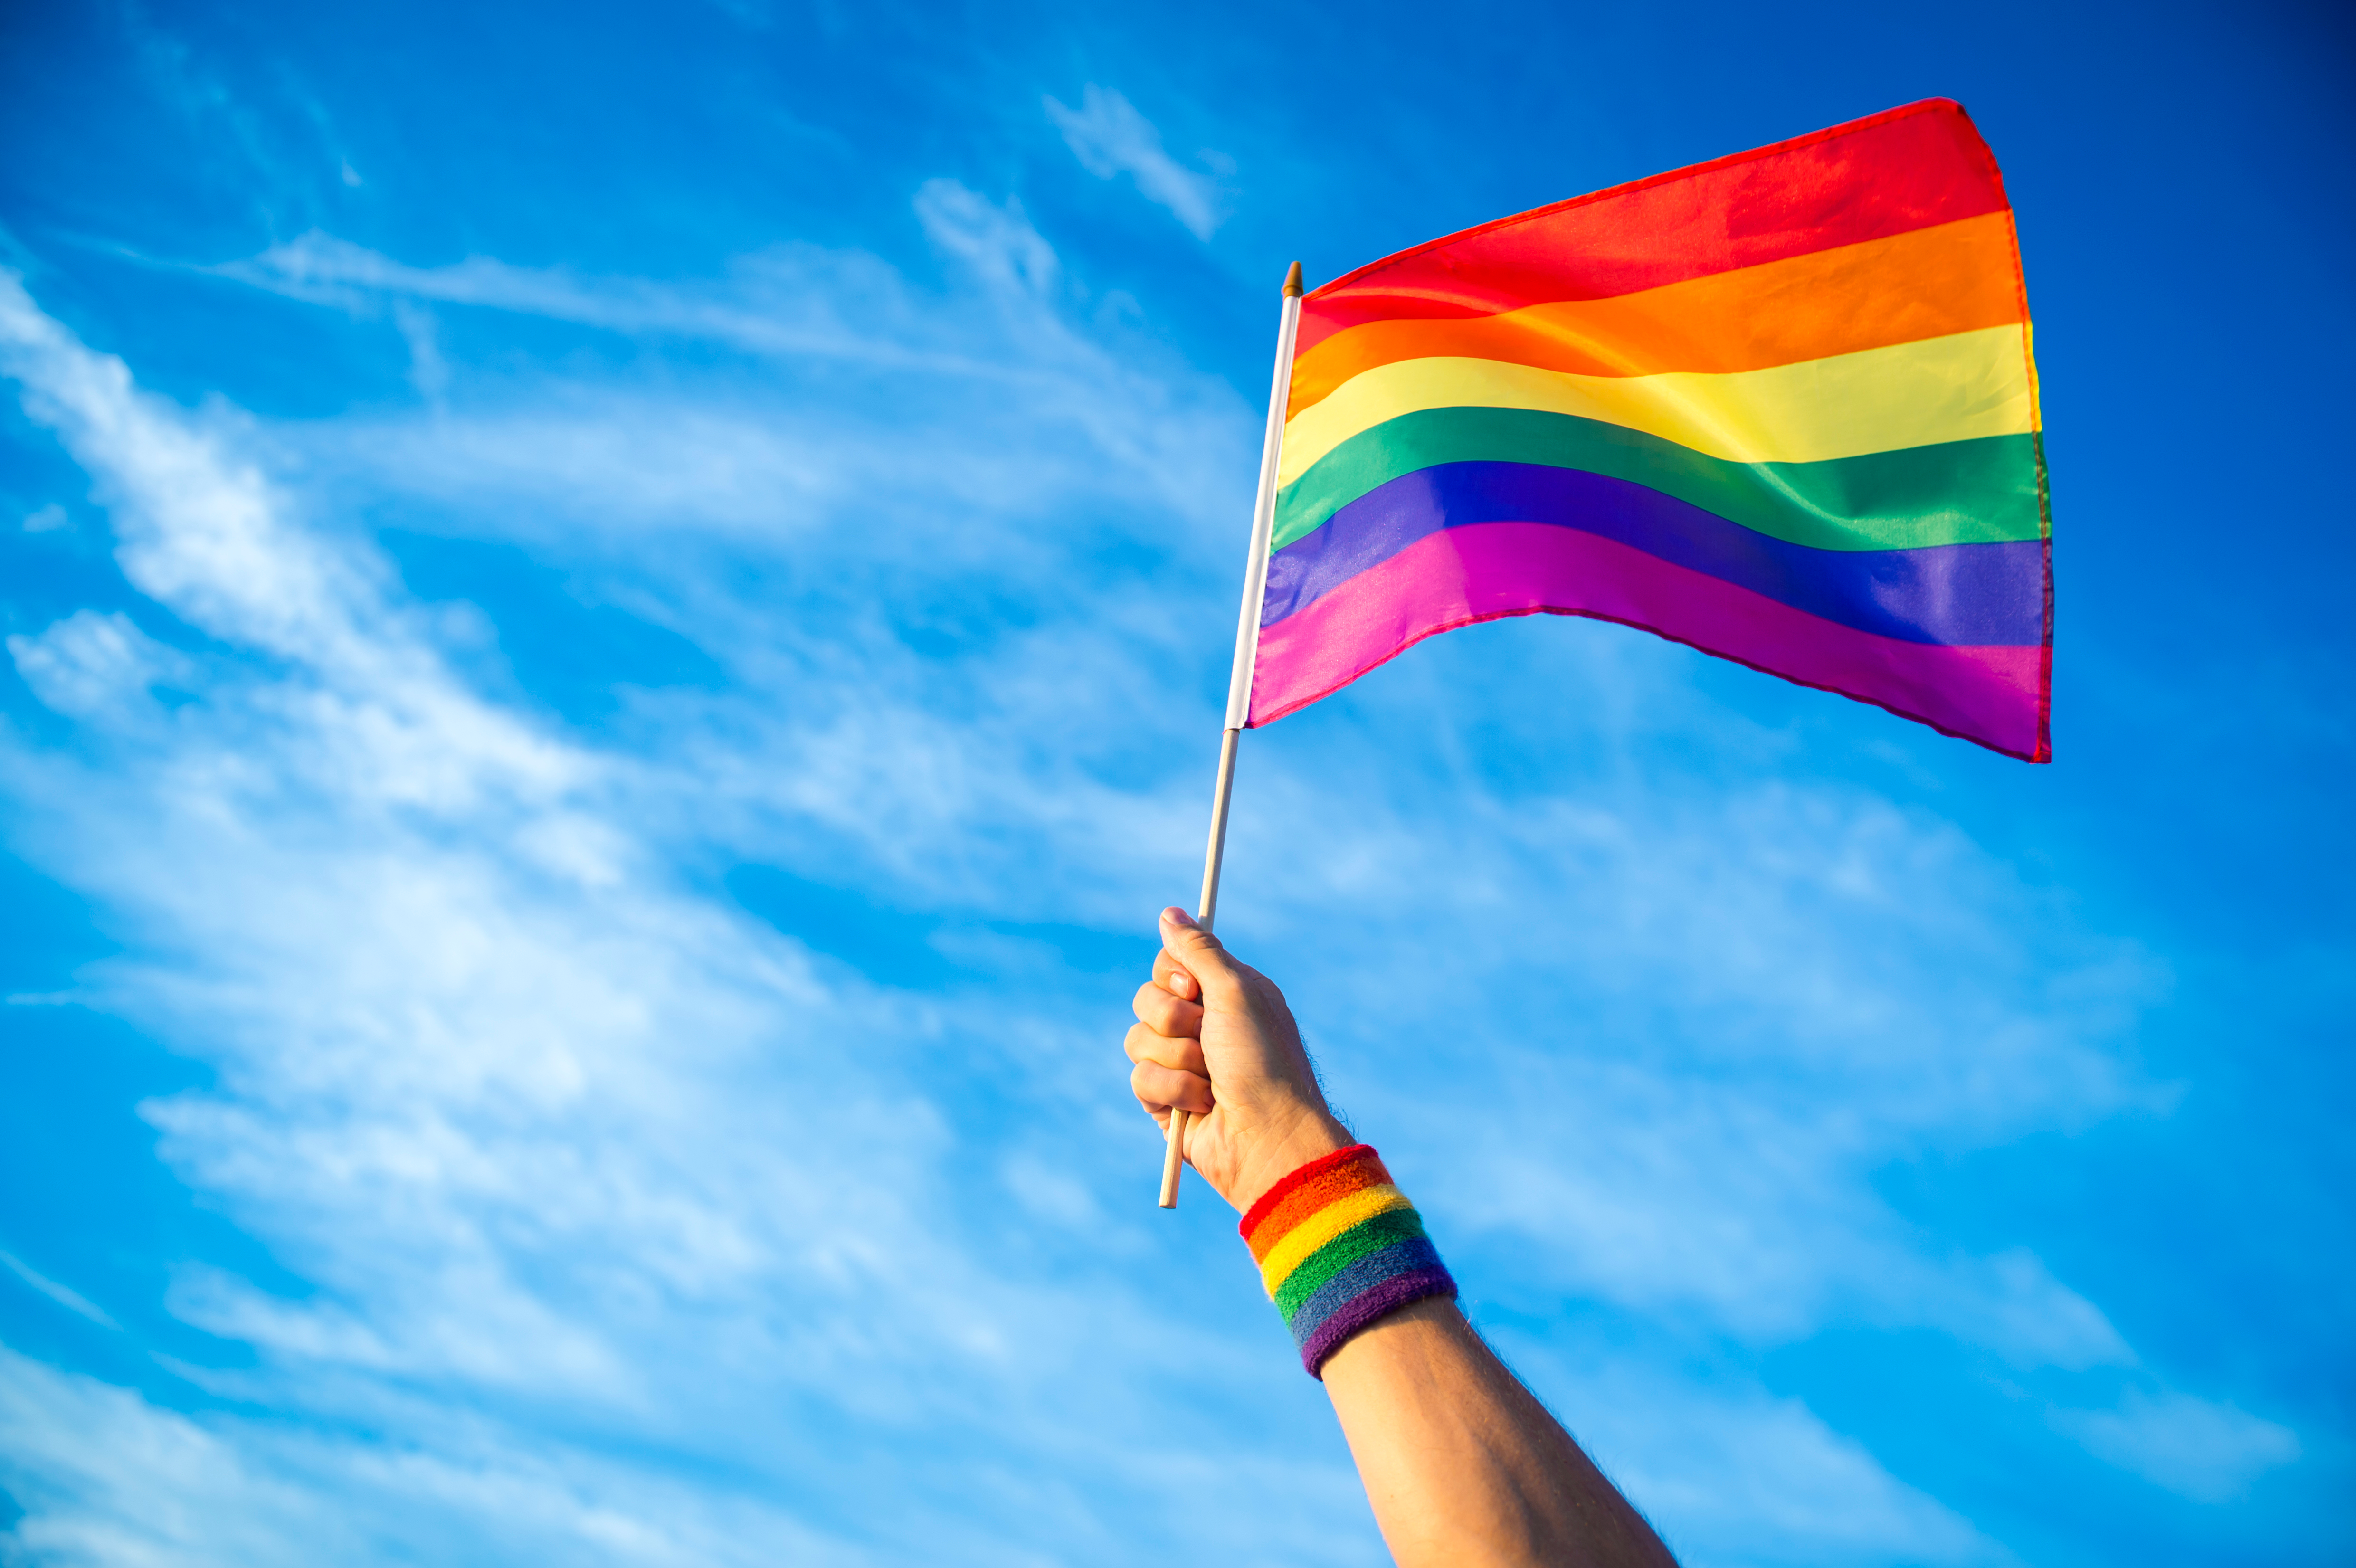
[1163,906,1197,929]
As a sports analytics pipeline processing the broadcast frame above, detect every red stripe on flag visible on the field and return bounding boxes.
[1295,99,2011,357]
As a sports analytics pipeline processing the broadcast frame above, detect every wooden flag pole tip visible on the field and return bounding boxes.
[1159,1108,1188,1209]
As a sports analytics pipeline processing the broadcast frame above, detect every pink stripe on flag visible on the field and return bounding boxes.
[1249,523,2047,760]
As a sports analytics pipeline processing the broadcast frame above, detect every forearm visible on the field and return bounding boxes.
[1322,1299,1677,1568]
[1121,914,1672,1566]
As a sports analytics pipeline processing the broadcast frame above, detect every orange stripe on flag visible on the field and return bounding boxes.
[1289,213,2025,417]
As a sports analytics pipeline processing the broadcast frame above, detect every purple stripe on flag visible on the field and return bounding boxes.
[1251,522,2045,760]
[1264,462,2043,647]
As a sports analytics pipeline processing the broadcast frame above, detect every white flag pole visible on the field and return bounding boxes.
[1161,260,1306,1210]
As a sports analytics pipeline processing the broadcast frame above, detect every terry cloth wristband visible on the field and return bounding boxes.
[1239,1144,1457,1378]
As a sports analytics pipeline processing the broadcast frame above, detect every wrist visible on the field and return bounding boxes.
[1230,1109,1352,1214]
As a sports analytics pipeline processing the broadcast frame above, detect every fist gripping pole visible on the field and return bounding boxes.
[1161,261,1305,1210]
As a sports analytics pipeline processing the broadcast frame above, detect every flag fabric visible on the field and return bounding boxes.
[1249,98,2051,761]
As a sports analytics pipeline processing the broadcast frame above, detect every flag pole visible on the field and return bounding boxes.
[1161,259,1306,1210]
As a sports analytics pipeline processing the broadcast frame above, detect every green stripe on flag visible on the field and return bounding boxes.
[1273,409,2042,555]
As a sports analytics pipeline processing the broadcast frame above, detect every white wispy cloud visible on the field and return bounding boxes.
[8,610,189,720]
[1045,86,1226,240]
[0,1253,119,1330]
[0,1346,886,1568]
[1551,1365,1999,1567]
[2052,1388,2300,1504]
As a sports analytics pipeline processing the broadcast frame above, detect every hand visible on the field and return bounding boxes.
[1125,907,1351,1212]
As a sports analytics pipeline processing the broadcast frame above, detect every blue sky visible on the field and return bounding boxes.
[0,1,2349,1563]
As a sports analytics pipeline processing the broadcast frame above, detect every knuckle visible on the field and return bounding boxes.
[1139,993,1200,1036]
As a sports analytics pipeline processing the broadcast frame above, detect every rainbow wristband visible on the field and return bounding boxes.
[1239,1144,1457,1378]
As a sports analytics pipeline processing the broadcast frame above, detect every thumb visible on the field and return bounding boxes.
[1160,906,1250,1004]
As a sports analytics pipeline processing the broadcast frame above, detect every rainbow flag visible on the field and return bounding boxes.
[1250,99,2051,761]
